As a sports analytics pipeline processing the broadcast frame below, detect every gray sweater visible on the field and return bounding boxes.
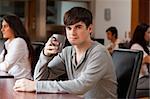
[34,41,117,98]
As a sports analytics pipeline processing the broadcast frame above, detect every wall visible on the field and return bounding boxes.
[57,1,88,25]
[95,0,131,45]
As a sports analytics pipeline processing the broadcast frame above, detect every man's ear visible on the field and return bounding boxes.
[88,24,93,33]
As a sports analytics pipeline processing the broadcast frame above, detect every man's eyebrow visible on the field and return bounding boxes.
[75,24,82,27]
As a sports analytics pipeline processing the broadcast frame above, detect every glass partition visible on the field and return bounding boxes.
[0,0,27,38]
[0,1,25,22]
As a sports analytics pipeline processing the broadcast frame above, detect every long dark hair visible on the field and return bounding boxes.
[2,14,34,66]
[130,23,149,54]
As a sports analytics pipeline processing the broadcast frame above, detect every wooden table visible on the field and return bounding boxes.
[0,70,14,78]
[0,79,83,99]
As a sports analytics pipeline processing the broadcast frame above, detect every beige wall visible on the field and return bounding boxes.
[94,0,131,45]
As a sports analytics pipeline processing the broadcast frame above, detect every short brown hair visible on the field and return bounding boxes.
[63,7,93,28]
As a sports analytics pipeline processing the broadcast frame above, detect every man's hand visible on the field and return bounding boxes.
[13,78,36,92]
[44,37,60,56]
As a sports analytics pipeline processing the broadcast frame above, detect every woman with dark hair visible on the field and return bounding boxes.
[0,14,34,79]
[130,23,150,78]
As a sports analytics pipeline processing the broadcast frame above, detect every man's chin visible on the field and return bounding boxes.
[69,42,77,45]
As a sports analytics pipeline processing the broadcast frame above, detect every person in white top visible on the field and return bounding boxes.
[0,14,34,79]
[106,26,120,54]
[130,23,150,78]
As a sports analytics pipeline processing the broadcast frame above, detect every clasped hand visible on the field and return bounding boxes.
[44,37,60,56]
[13,78,35,92]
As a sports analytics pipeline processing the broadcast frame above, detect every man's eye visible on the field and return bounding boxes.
[76,26,82,29]
[66,27,71,30]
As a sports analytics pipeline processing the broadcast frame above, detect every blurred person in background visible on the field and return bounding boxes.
[129,23,150,97]
[0,14,34,79]
[106,26,120,54]
[130,23,150,78]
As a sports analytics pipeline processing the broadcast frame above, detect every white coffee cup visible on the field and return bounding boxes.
[50,34,66,52]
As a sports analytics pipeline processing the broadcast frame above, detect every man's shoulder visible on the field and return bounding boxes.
[63,46,72,51]
[89,41,108,56]
[62,46,73,54]
[92,41,106,51]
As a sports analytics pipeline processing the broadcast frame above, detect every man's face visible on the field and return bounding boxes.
[65,21,92,45]
[106,31,113,40]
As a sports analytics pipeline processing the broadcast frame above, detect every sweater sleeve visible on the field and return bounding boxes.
[35,46,114,95]
[34,50,66,80]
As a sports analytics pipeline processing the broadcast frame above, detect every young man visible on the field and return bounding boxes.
[14,7,117,98]
[106,26,120,54]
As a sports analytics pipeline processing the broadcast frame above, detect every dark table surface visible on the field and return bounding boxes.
[0,78,83,99]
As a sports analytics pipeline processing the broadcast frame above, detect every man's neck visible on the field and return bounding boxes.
[74,40,93,64]
[74,40,93,55]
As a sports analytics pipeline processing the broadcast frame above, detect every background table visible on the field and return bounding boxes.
[0,71,14,78]
[0,79,83,99]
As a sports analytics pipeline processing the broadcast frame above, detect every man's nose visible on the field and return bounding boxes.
[70,28,77,35]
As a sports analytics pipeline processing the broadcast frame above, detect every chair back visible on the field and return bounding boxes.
[31,42,44,76]
[0,39,5,53]
[112,49,143,98]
